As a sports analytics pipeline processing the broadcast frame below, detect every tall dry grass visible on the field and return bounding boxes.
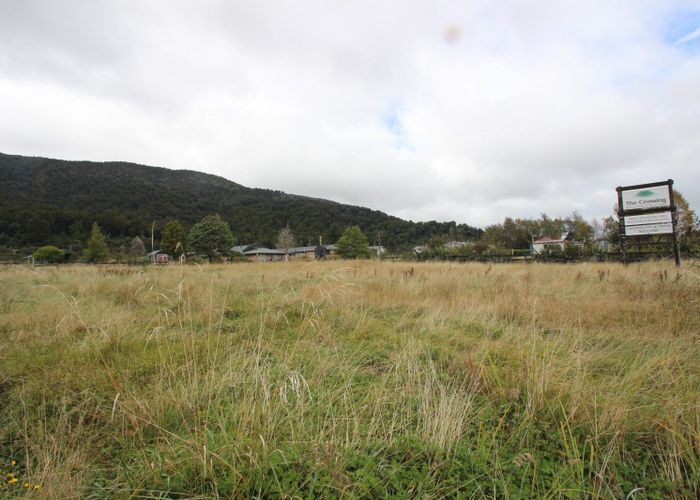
[0,260,698,497]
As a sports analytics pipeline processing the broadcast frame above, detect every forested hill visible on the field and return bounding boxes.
[0,153,482,249]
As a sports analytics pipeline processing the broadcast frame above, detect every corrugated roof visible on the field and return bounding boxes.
[235,244,336,256]
[231,244,258,253]
[242,248,287,255]
[288,246,317,253]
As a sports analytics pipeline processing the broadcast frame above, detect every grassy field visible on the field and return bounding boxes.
[0,260,698,498]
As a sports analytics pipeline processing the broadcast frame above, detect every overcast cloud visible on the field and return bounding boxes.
[1,0,699,227]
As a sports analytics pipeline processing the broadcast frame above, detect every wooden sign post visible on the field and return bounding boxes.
[616,179,680,267]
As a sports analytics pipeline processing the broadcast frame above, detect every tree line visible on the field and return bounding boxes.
[27,188,699,264]
[4,154,698,261]
[31,215,377,263]
[478,191,698,251]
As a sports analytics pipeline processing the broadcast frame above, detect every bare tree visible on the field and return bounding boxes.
[590,217,604,239]
[276,226,295,261]
[130,236,146,258]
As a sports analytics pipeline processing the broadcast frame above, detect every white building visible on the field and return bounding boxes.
[531,237,584,254]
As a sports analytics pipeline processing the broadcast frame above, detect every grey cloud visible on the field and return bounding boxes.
[1,0,698,228]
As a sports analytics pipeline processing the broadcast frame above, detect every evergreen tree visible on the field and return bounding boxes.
[336,226,371,259]
[85,222,109,262]
[188,214,234,262]
[161,219,187,257]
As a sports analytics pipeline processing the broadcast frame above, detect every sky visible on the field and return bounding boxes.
[1,0,699,228]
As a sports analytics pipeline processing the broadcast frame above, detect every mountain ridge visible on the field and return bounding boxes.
[0,152,482,249]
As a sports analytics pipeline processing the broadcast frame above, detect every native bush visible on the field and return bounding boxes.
[32,245,64,263]
[336,225,371,259]
[188,214,234,262]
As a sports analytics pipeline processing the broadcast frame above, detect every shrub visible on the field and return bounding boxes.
[33,245,64,263]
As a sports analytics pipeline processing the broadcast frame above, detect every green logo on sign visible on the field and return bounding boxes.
[636,189,655,198]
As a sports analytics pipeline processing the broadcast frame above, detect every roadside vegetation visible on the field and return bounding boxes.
[0,261,698,497]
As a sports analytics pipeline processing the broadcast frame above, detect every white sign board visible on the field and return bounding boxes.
[625,222,674,236]
[624,211,672,226]
[621,185,671,211]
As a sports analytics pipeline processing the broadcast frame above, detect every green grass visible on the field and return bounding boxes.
[0,260,698,497]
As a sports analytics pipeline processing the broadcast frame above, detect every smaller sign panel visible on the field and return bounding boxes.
[621,184,671,211]
[624,211,672,226]
[625,222,674,236]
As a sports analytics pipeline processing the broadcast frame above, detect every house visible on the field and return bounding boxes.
[146,250,169,264]
[531,237,564,254]
[413,245,428,255]
[531,238,584,254]
[231,244,259,255]
[241,247,287,262]
[443,241,469,250]
[231,243,337,262]
[316,244,336,259]
[369,245,386,256]
[287,244,337,260]
[287,246,318,259]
